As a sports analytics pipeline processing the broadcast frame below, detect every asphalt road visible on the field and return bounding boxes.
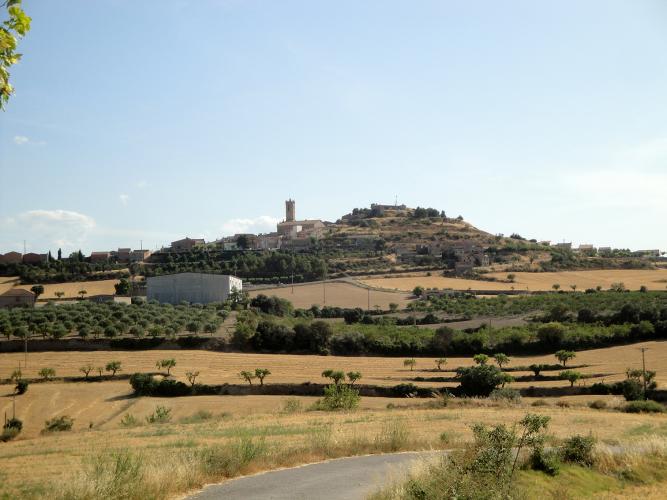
[187,451,442,500]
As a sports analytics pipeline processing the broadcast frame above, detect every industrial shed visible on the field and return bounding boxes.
[146,273,242,305]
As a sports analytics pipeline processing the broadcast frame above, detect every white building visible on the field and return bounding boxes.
[147,273,242,304]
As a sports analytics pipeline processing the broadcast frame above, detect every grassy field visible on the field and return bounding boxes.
[361,269,667,292]
[248,280,412,309]
[2,341,665,435]
[0,276,120,299]
[1,389,666,498]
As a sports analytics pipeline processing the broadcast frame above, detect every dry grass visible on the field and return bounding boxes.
[361,269,667,292]
[0,278,120,299]
[2,340,665,391]
[248,280,412,309]
[1,393,666,499]
[2,340,666,439]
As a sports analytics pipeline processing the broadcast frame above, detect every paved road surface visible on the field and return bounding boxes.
[187,451,441,500]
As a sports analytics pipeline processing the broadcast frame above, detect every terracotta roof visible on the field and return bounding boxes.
[1,288,35,297]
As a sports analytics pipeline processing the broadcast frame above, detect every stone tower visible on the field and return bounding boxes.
[285,199,295,222]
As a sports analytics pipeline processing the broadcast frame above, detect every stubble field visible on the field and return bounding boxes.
[361,269,667,292]
[248,280,412,309]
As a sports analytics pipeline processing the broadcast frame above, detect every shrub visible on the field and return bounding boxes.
[4,417,22,432]
[129,373,157,395]
[588,399,607,410]
[531,399,548,407]
[15,379,28,394]
[559,370,583,387]
[145,405,172,424]
[105,361,122,377]
[537,323,566,346]
[560,435,595,466]
[622,400,665,413]
[489,388,521,403]
[529,447,560,476]
[313,384,360,411]
[43,415,74,433]
[120,413,139,427]
[457,365,504,397]
[38,367,56,381]
[621,379,644,401]
[282,398,303,414]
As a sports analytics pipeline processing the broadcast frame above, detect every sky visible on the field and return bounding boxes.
[1,0,666,255]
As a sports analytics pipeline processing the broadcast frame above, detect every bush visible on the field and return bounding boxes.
[457,365,504,397]
[621,379,644,401]
[145,405,172,424]
[15,379,28,394]
[120,413,139,427]
[531,399,548,407]
[529,446,560,476]
[622,400,665,413]
[312,384,360,411]
[43,415,74,433]
[588,399,607,410]
[560,435,595,466]
[129,373,157,395]
[282,398,303,414]
[489,388,521,403]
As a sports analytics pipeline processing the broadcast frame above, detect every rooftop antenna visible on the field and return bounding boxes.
[23,240,26,255]
[394,195,398,206]
[140,240,143,250]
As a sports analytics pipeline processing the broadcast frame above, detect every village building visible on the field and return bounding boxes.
[276,200,325,241]
[0,251,23,264]
[90,251,111,263]
[130,249,151,262]
[170,237,205,252]
[0,288,35,308]
[22,252,48,264]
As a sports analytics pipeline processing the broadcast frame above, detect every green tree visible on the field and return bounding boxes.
[560,370,582,387]
[321,369,346,385]
[1,0,31,110]
[78,289,87,300]
[38,367,55,381]
[114,278,131,295]
[30,285,44,298]
[412,286,424,298]
[346,371,362,386]
[473,354,489,365]
[79,364,93,379]
[435,358,447,371]
[156,358,176,375]
[493,353,510,369]
[54,291,65,300]
[403,358,417,371]
[239,370,256,385]
[105,361,122,377]
[388,303,399,313]
[254,368,271,386]
[555,350,576,367]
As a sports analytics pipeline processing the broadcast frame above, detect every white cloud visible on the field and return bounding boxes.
[119,194,130,206]
[219,216,280,236]
[135,180,149,189]
[13,135,29,145]
[15,210,96,252]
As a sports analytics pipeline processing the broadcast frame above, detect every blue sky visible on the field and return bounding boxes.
[1,0,666,254]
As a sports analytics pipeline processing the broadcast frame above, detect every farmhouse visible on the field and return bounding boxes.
[0,288,35,308]
[0,251,22,264]
[130,249,151,262]
[22,252,48,264]
[147,272,242,305]
[90,251,111,263]
[171,237,205,252]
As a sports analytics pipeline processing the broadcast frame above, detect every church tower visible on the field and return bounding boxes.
[285,199,296,222]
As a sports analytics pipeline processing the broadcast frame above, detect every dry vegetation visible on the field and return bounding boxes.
[1,389,666,499]
[361,269,667,292]
[0,277,120,299]
[248,280,412,309]
[2,341,666,439]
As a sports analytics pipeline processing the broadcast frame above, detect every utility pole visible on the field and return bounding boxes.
[639,347,649,400]
[24,333,27,368]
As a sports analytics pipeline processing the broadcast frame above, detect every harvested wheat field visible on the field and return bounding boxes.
[1,341,665,398]
[3,279,120,299]
[248,280,412,309]
[361,269,667,292]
